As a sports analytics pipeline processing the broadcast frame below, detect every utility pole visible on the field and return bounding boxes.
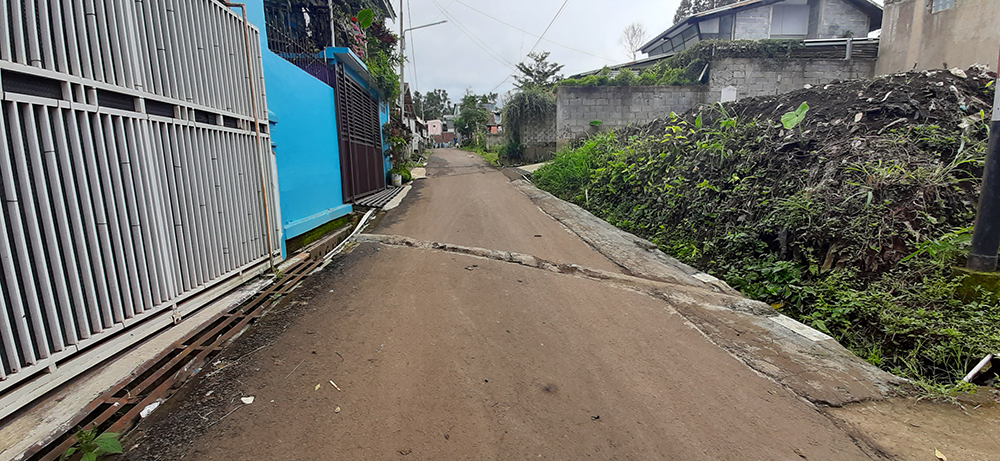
[329,0,336,47]
[967,48,1000,272]
[397,16,446,118]
[399,0,405,113]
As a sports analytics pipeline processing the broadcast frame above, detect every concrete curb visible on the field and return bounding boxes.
[510,179,741,296]
[506,179,906,405]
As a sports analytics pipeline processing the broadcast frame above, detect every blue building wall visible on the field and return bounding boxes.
[245,1,380,257]
[381,101,392,174]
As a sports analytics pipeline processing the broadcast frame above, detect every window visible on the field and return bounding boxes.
[698,15,733,40]
[700,17,720,34]
[931,0,954,12]
[770,5,809,38]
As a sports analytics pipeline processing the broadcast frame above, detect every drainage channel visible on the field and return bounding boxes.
[22,257,323,461]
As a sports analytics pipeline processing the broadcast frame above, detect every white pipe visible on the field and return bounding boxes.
[323,208,376,261]
[963,354,994,383]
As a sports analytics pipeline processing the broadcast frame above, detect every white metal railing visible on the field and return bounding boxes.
[0,0,280,419]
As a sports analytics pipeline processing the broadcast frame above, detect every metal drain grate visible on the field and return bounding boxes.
[21,258,323,461]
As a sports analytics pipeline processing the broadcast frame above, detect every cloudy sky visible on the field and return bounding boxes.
[390,0,683,104]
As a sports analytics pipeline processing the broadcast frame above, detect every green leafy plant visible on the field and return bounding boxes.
[780,102,809,129]
[356,9,374,29]
[589,120,603,127]
[389,165,412,182]
[61,427,122,461]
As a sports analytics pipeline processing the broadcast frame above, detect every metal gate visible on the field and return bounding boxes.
[335,63,386,202]
[0,0,280,419]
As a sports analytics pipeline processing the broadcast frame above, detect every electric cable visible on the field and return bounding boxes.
[452,0,616,62]
[490,0,570,93]
[429,0,517,70]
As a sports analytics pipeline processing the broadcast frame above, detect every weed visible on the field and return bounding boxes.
[780,102,809,129]
[61,426,122,461]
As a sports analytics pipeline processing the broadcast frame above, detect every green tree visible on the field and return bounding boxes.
[673,0,739,23]
[454,91,496,144]
[514,51,564,90]
[422,89,452,120]
[413,91,424,118]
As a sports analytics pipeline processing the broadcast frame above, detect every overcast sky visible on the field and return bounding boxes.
[390,0,683,105]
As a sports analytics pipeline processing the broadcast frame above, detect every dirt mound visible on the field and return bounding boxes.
[723,65,995,138]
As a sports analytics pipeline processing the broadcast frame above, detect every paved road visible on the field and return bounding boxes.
[132,149,877,460]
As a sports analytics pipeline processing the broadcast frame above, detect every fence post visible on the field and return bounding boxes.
[966,48,1000,272]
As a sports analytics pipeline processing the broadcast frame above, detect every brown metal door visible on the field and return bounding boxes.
[335,63,385,202]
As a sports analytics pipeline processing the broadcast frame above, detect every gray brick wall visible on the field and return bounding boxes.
[554,57,875,147]
[556,86,710,147]
[522,113,557,162]
[734,7,772,39]
[708,57,876,101]
[818,0,870,38]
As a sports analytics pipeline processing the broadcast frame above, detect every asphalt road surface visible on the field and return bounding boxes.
[132,149,880,460]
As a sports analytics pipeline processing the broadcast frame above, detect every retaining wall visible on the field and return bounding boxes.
[555,57,876,147]
[556,86,709,149]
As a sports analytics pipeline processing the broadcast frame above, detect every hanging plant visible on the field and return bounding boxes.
[356,9,374,28]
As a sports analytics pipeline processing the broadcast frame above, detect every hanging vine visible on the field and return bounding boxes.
[501,88,556,157]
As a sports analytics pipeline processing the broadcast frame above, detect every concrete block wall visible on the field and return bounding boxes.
[734,8,772,39]
[732,0,870,40]
[709,57,876,101]
[818,0,870,38]
[556,86,709,147]
[522,113,558,162]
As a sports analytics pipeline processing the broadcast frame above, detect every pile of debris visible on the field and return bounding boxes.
[730,66,994,134]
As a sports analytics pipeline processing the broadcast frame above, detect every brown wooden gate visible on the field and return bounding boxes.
[335,63,385,202]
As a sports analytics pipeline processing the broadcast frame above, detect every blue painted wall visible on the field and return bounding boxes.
[245,2,357,256]
[381,101,392,175]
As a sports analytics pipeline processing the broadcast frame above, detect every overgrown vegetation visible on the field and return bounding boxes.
[559,40,807,88]
[359,18,402,101]
[501,87,556,160]
[534,67,999,386]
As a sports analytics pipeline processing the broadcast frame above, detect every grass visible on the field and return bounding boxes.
[466,143,501,166]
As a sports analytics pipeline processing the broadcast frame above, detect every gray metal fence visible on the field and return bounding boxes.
[0,0,280,418]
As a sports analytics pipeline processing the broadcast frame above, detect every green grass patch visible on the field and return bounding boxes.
[466,144,501,166]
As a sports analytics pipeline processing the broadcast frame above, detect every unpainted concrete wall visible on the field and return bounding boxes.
[877,0,1000,74]
[709,57,876,101]
[555,57,876,147]
[733,0,870,40]
[556,85,709,148]
[522,113,558,161]
[735,7,772,39]
[818,0,871,39]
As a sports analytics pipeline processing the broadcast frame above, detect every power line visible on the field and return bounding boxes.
[429,0,517,70]
[490,0,570,93]
[452,0,616,62]
[406,0,421,117]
